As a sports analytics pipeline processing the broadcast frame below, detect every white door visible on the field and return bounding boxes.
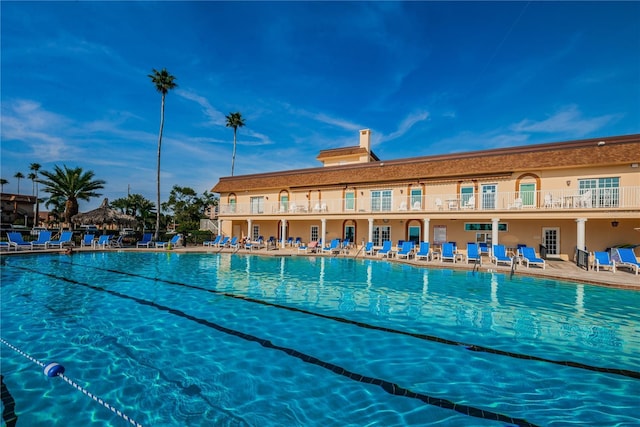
[542,227,560,256]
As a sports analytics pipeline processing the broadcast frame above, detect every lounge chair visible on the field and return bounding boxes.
[94,235,111,249]
[7,232,32,250]
[227,236,239,248]
[216,236,230,248]
[245,237,265,250]
[520,247,545,269]
[137,233,154,248]
[203,235,221,247]
[322,239,341,255]
[30,231,52,249]
[298,241,318,253]
[593,251,615,273]
[396,241,414,259]
[110,235,124,248]
[491,244,513,267]
[294,237,302,247]
[377,240,393,258]
[47,231,74,249]
[81,234,95,248]
[613,248,639,275]
[465,243,481,265]
[415,242,431,261]
[156,234,181,248]
[441,242,456,263]
[478,242,489,256]
[363,242,376,256]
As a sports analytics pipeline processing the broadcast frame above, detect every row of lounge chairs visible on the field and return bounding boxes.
[4,231,74,251]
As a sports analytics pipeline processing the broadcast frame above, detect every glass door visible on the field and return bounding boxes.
[481,184,496,210]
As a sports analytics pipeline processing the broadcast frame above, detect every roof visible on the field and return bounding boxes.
[316,146,380,162]
[211,134,640,193]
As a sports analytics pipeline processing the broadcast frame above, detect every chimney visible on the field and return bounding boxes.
[359,129,371,153]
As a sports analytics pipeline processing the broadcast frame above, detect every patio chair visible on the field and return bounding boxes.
[156,234,181,248]
[47,231,74,249]
[377,240,393,258]
[136,233,154,248]
[613,248,639,275]
[441,242,456,263]
[216,236,230,248]
[520,247,546,269]
[322,239,341,255]
[491,244,513,267]
[245,237,264,250]
[363,241,376,256]
[30,231,52,249]
[94,235,111,249]
[478,242,489,256]
[110,235,124,248]
[226,236,239,248]
[415,242,431,261]
[462,195,475,210]
[593,251,615,273]
[508,198,523,210]
[465,243,481,265]
[203,235,221,247]
[7,232,32,250]
[81,234,95,248]
[396,241,414,259]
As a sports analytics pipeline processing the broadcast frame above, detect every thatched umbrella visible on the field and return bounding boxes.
[72,198,137,230]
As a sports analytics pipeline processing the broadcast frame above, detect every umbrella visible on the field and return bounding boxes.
[72,198,137,228]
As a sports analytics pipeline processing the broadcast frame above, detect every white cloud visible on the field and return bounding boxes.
[176,89,226,126]
[510,105,618,136]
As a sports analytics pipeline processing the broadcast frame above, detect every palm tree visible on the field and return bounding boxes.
[38,165,106,225]
[149,67,177,239]
[225,112,245,176]
[14,172,24,194]
[0,178,8,192]
[29,163,41,225]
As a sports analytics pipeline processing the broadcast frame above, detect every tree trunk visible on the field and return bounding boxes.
[155,94,165,240]
[231,128,237,176]
[65,198,78,226]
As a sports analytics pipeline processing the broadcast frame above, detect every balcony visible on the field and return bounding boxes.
[218,187,640,217]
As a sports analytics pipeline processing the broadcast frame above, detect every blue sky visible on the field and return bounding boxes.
[2,1,639,211]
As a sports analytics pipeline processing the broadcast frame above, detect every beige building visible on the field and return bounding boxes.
[211,131,640,260]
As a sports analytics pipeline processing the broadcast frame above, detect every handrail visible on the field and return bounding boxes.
[576,248,589,271]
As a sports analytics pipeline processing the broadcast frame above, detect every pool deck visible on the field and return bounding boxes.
[2,245,638,289]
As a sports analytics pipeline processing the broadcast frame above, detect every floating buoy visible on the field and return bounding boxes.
[43,362,65,377]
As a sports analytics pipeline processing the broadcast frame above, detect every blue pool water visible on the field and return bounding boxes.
[1,252,639,426]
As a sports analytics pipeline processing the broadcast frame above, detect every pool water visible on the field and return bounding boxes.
[1,252,639,426]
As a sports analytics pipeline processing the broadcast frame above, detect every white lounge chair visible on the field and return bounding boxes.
[593,251,615,273]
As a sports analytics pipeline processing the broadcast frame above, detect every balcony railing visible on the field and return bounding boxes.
[218,187,640,216]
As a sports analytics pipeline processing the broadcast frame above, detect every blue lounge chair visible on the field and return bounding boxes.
[613,248,639,275]
[465,243,481,265]
[216,236,230,248]
[415,242,431,261]
[7,232,32,250]
[441,242,456,263]
[593,251,615,273]
[322,239,341,255]
[245,237,264,250]
[30,231,52,249]
[520,247,545,269]
[479,242,489,256]
[363,242,376,256]
[491,244,512,267]
[137,233,154,248]
[156,234,181,248]
[203,235,221,247]
[47,231,74,249]
[81,234,95,248]
[298,241,319,253]
[294,237,302,247]
[94,235,111,249]
[396,241,414,259]
[377,240,393,258]
[227,236,239,248]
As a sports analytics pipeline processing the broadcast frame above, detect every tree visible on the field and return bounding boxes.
[38,165,106,225]
[0,178,8,192]
[225,112,245,176]
[148,67,177,240]
[111,193,155,231]
[161,185,217,232]
[29,163,41,225]
[14,172,24,194]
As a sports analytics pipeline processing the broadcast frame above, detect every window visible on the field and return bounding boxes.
[371,190,392,212]
[410,189,422,209]
[408,225,420,244]
[344,225,355,242]
[280,195,289,213]
[250,197,264,214]
[460,186,474,206]
[464,223,508,232]
[345,191,355,211]
[519,183,536,207]
[475,232,492,246]
[481,184,497,209]
[372,226,390,246]
[310,225,319,242]
[229,198,237,213]
[252,225,260,240]
[579,177,619,207]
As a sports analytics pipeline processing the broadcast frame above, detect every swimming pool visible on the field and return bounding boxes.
[1,252,638,426]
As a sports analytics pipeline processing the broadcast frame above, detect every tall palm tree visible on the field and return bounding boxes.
[14,172,24,194]
[29,163,41,225]
[38,165,106,225]
[0,178,8,192]
[149,67,177,239]
[225,112,245,176]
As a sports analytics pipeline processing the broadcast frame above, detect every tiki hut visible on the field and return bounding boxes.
[72,198,137,231]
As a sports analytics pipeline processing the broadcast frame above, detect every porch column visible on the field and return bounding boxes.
[247,219,252,239]
[368,218,374,243]
[280,219,287,248]
[491,218,500,247]
[576,218,587,251]
[321,218,327,247]
[423,218,430,243]
[218,219,222,236]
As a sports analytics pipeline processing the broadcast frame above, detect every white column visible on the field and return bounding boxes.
[491,218,500,247]
[368,218,374,243]
[247,219,252,239]
[576,218,587,251]
[321,218,327,247]
[423,218,430,242]
[218,219,222,236]
[281,219,287,248]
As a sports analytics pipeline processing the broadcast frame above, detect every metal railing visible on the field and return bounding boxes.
[576,248,589,271]
[218,187,640,216]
